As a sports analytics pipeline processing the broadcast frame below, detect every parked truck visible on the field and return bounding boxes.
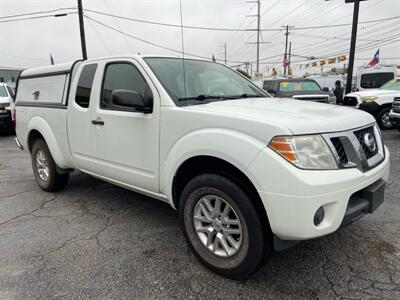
[15,56,390,279]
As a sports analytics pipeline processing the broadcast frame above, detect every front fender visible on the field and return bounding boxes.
[27,116,69,169]
[161,128,267,207]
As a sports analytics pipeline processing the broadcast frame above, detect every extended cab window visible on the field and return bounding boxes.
[101,63,151,111]
[75,64,97,108]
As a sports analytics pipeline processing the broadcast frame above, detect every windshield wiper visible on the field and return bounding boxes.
[178,95,229,101]
[222,93,267,99]
[178,93,266,101]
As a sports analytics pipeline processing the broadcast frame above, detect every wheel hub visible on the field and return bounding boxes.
[35,150,49,182]
[193,195,243,257]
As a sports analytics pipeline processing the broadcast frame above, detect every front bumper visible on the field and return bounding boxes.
[0,111,13,132]
[248,145,390,241]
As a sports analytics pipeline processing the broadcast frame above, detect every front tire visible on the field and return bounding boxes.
[31,139,69,192]
[179,174,271,279]
[377,107,394,130]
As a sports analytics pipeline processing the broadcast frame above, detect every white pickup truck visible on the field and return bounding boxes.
[15,55,390,279]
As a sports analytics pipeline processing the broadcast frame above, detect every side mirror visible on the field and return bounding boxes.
[267,89,276,96]
[322,87,329,92]
[112,89,152,113]
[344,97,358,106]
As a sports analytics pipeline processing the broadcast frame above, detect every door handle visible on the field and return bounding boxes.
[92,119,105,126]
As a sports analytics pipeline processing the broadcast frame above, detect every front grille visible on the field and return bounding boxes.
[331,137,348,164]
[324,124,384,172]
[393,98,400,113]
[353,126,378,159]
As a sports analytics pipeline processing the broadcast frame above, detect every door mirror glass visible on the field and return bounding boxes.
[112,89,144,107]
[112,89,153,113]
[322,87,329,92]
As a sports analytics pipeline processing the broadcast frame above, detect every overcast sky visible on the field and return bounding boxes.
[0,0,399,76]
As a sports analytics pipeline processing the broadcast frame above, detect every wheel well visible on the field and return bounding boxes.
[172,156,270,230]
[379,103,392,110]
[27,130,45,152]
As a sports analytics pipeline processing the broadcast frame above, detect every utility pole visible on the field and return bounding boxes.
[224,43,227,65]
[246,0,264,74]
[288,42,292,76]
[346,0,363,94]
[325,0,366,93]
[220,43,227,65]
[282,25,294,76]
[77,0,88,60]
[256,0,260,73]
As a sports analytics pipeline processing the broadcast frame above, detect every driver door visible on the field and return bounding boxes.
[90,59,160,193]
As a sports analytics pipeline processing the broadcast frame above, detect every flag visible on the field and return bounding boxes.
[50,53,54,65]
[283,56,288,67]
[368,49,379,66]
[212,54,216,62]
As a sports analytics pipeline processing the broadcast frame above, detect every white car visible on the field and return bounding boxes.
[344,78,400,129]
[14,56,390,278]
[0,82,16,133]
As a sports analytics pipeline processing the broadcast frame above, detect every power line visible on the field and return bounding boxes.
[86,18,113,55]
[101,0,136,53]
[0,12,76,23]
[0,7,76,19]
[287,15,400,31]
[83,14,245,64]
[84,8,281,32]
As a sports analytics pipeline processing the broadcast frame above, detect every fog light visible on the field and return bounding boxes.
[314,206,325,226]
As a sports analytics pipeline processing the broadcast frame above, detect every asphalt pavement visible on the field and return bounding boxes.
[0,131,399,299]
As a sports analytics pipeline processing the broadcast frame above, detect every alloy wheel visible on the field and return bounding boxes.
[193,195,243,257]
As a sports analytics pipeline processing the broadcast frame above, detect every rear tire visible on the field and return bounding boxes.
[179,173,272,279]
[376,107,394,130]
[31,139,69,192]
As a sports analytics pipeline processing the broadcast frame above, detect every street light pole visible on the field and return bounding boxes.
[77,0,88,60]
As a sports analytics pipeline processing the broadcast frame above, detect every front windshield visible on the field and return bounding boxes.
[144,57,268,106]
[380,79,400,90]
[278,80,321,92]
[0,85,8,97]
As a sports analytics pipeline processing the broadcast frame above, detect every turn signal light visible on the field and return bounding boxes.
[268,136,298,163]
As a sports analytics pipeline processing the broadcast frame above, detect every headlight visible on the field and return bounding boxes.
[361,96,378,102]
[268,135,337,169]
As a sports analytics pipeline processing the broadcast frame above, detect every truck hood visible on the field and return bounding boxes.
[187,98,375,135]
[347,89,400,98]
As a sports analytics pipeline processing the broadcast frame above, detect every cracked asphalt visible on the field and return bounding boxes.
[0,131,399,299]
